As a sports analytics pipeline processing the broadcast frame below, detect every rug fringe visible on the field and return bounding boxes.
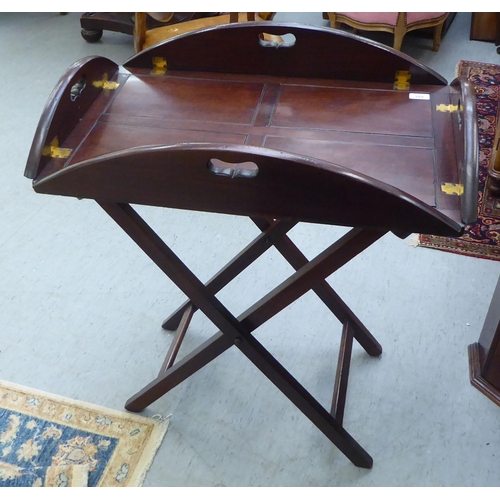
[127,417,169,487]
[405,233,420,247]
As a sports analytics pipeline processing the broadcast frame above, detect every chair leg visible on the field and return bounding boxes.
[326,13,341,30]
[133,12,146,53]
[393,13,407,51]
[433,22,444,51]
[393,32,405,51]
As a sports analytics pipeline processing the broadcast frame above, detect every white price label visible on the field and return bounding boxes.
[409,93,430,100]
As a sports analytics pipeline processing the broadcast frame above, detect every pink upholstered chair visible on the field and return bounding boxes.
[327,12,449,51]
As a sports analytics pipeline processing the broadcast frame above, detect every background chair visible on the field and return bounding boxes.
[134,12,275,53]
[80,12,216,43]
[327,12,449,51]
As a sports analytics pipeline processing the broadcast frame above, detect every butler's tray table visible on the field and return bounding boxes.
[25,22,478,468]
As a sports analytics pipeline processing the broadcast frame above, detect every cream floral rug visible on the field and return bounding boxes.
[0,380,169,487]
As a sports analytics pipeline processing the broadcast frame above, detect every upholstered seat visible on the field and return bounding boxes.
[327,12,449,51]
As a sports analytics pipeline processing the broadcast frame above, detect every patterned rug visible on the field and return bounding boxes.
[418,60,500,261]
[0,380,169,487]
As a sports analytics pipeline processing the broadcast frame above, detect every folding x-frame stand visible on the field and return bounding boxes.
[100,201,388,469]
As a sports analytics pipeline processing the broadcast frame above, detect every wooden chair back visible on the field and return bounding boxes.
[134,12,274,53]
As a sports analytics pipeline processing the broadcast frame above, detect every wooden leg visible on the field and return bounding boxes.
[159,304,195,374]
[126,331,233,412]
[98,202,250,340]
[433,22,444,51]
[393,16,406,51]
[393,33,404,51]
[232,319,373,468]
[99,202,384,467]
[331,321,354,424]
[100,203,384,354]
[326,13,338,29]
[165,216,381,358]
[162,219,297,330]
[252,218,382,356]
[238,227,387,333]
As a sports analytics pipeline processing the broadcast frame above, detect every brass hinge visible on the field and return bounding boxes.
[394,70,411,90]
[152,57,167,75]
[441,182,464,195]
[42,137,72,159]
[92,72,120,90]
[436,104,459,113]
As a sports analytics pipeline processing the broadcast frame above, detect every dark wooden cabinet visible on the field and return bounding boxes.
[469,276,500,404]
[470,12,500,43]
[79,12,213,43]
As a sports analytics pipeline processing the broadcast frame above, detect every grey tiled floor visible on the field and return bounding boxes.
[1,12,500,486]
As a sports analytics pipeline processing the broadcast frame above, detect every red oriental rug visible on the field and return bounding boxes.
[417,60,500,261]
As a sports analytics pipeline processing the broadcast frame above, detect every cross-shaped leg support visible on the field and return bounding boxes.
[98,202,387,468]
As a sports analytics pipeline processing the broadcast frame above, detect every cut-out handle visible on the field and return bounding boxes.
[208,159,259,179]
[70,76,86,102]
[258,32,296,48]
